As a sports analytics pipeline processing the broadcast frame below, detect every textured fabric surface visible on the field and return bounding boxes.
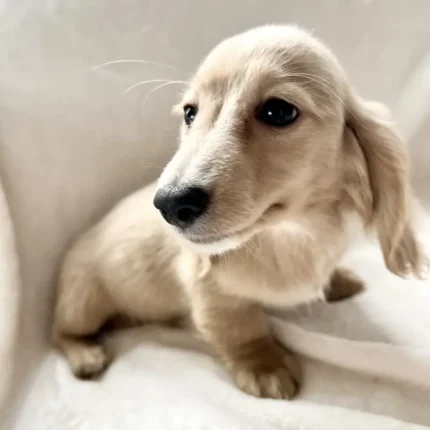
[1,0,430,428]
[0,179,20,411]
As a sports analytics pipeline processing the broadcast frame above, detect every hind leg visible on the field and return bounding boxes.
[52,278,116,379]
[324,267,365,302]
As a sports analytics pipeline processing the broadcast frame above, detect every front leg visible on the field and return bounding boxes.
[190,280,301,399]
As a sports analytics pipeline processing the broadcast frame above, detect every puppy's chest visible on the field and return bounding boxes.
[213,229,345,308]
[221,265,323,308]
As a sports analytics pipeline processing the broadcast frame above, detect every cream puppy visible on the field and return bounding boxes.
[52,25,426,399]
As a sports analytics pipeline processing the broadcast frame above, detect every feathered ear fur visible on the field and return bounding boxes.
[343,90,427,278]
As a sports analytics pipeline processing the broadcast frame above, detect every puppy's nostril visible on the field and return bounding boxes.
[177,207,197,223]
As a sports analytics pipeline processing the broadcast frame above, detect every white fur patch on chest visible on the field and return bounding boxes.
[214,216,355,308]
[249,283,326,308]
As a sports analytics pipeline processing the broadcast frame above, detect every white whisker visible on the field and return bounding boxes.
[91,59,188,76]
[141,81,188,103]
[141,164,164,171]
[123,79,172,96]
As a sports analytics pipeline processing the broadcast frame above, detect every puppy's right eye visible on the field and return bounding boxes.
[257,98,299,127]
[184,105,197,127]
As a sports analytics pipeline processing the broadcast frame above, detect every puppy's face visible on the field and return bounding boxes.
[155,26,347,253]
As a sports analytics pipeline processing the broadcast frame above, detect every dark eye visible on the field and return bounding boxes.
[184,105,197,126]
[257,98,299,126]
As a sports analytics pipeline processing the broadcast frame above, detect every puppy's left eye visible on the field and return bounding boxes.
[184,105,197,126]
[257,98,299,126]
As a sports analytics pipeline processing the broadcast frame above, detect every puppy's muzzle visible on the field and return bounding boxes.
[153,186,210,229]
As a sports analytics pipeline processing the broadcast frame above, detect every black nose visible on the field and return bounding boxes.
[153,186,209,229]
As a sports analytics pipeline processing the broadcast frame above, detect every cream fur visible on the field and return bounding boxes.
[52,25,427,399]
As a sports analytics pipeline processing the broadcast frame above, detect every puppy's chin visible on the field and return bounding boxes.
[185,234,245,255]
[180,203,288,255]
[181,222,262,255]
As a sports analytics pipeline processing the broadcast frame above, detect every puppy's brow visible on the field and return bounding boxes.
[199,77,231,101]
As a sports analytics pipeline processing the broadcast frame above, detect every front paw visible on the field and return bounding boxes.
[227,340,301,399]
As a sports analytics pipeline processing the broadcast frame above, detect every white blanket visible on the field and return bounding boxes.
[3,225,430,429]
[1,1,430,428]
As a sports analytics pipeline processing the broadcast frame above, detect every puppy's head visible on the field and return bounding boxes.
[155,26,345,251]
[154,25,426,276]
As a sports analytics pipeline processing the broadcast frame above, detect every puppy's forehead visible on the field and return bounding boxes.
[191,25,346,106]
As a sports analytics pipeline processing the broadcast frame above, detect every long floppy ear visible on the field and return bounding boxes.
[344,90,427,278]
